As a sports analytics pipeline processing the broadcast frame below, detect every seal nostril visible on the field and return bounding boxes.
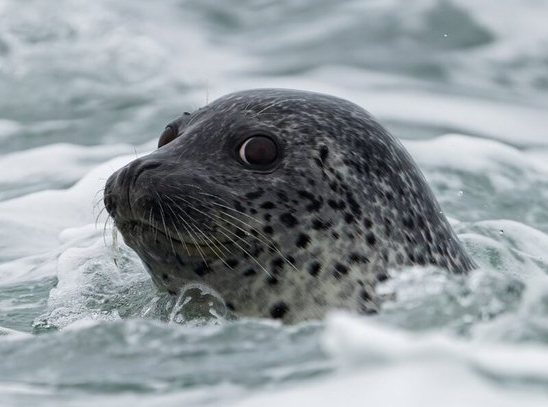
[103,160,164,221]
[131,161,163,187]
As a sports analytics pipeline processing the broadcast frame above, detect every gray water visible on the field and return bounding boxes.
[1,1,548,406]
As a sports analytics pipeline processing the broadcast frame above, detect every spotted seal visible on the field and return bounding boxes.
[103,88,476,323]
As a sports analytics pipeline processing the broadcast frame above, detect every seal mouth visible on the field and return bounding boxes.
[169,235,233,259]
[118,219,236,260]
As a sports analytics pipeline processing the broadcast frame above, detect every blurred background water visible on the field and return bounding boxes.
[1,0,548,406]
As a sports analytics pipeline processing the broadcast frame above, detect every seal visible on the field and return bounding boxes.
[103,88,476,323]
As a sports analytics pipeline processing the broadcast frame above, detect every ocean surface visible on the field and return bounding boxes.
[1,0,548,406]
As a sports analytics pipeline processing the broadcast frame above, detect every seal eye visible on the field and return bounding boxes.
[238,135,278,168]
[158,126,177,148]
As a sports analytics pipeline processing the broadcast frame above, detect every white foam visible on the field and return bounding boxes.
[229,313,548,407]
[404,134,548,174]
[0,142,151,193]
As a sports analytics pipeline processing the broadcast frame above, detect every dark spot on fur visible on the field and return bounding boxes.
[270,301,289,319]
[233,200,246,213]
[246,190,263,200]
[416,252,427,265]
[226,302,236,311]
[320,145,329,162]
[333,263,349,277]
[344,212,355,224]
[425,228,433,244]
[384,217,393,237]
[263,225,274,234]
[349,253,369,264]
[327,199,346,210]
[377,273,388,282]
[243,268,256,277]
[271,257,284,271]
[168,289,177,295]
[308,261,321,276]
[345,191,362,217]
[194,263,212,276]
[162,273,170,281]
[312,218,330,230]
[329,181,340,193]
[226,258,239,268]
[296,233,311,249]
[277,191,288,202]
[306,199,322,212]
[261,201,275,209]
[439,258,448,269]
[297,190,315,200]
[359,289,372,302]
[363,218,373,229]
[402,215,414,229]
[296,190,323,212]
[366,233,376,246]
[280,213,298,228]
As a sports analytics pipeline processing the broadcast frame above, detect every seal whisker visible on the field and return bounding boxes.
[95,205,108,228]
[93,188,106,207]
[207,200,265,226]
[166,195,271,277]
[171,184,299,274]
[162,196,209,263]
[102,214,114,247]
[182,201,300,277]
[164,210,193,259]
[170,194,253,249]
[182,189,266,226]
[214,227,273,279]
[216,209,300,273]
[154,191,177,256]
[178,190,299,273]
[167,205,211,266]
[164,195,233,268]
[147,207,160,242]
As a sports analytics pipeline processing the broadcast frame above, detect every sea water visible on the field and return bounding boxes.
[1,0,548,406]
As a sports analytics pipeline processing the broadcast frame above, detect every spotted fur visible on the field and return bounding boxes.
[103,88,476,323]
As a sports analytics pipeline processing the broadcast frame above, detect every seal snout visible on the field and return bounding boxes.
[104,158,164,222]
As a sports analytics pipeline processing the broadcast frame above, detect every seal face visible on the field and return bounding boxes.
[103,88,476,323]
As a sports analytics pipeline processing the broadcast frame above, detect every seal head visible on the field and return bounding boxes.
[104,88,476,323]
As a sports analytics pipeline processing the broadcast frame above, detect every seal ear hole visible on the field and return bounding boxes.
[158,126,177,148]
[238,135,279,169]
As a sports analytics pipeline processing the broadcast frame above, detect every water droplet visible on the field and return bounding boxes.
[499,229,504,235]
[458,190,464,197]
